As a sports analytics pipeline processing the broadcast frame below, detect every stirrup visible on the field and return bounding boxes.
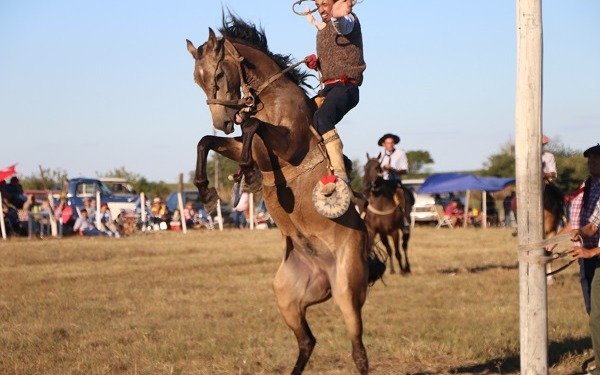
[312,176,351,219]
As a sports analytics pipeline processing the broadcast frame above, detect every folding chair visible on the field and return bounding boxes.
[435,204,454,229]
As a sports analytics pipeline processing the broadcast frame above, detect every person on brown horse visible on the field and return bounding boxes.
[303,0,365,196]
[378,133,408,209]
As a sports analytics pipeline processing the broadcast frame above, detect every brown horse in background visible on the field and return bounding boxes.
[186,15,384,375]
[361,156,415,274]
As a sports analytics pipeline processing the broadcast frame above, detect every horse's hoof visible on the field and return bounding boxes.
[200,187,219,213]
[242,169,263,193]
[389,269,396,275]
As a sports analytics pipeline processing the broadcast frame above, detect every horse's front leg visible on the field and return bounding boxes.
[193,135,243,211]
[238,118,262,192]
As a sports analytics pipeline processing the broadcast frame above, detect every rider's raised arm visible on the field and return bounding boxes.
[331,13,355,35]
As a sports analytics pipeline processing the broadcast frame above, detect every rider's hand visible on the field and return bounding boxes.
[570,246,598,259]
[331,0,352,18]
[304,54,319,70]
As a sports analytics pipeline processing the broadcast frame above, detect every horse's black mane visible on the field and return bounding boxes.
[219,13,312,91]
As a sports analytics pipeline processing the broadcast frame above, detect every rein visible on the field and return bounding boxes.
[206,39,305,115]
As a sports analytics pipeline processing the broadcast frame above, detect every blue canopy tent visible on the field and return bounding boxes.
[418,173,515,228]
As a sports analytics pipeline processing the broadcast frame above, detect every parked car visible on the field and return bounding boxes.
[66,177,138,215]
[403,178,437,223]
[100,177,137,196]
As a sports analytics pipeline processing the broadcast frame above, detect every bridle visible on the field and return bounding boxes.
[205,38,305,117]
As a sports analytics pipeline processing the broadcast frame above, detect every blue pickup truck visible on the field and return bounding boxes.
[66,177,138,214]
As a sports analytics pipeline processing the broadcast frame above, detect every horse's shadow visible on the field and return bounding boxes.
[422,336,592,374]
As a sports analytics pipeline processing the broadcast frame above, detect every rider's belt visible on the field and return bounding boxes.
[322,75,357,86]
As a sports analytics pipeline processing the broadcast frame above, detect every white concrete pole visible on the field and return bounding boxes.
[178,173,187,234]
[482,191,488,229]
[463,190,470,228]
[516,0,547,373]
[95,190,101,228]
[249,192,255,230]
[47,192,58,237]
[0,192,6,240]
[177,192,187,233]
[216,199,223,231]
[140,192,147,230]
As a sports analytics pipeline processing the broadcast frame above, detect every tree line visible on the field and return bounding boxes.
[17,141,588,199]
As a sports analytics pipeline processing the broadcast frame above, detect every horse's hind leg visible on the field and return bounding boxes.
[273,240,331,374]
[379,232,395,274]
[390,229,405,274]
[397,227,411,274]
[334,252,369,375]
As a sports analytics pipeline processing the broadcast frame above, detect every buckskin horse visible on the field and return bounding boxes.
[186,15,384,375]
[362,156,415,274]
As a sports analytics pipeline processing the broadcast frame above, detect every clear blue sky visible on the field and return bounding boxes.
[1,1,598,182]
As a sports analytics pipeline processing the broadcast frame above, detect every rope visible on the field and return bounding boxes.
[517,233,581,276]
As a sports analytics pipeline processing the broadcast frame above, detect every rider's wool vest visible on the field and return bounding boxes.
[316,14,366,86]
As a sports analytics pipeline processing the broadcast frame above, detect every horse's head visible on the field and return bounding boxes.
[187,29,243,134]
[363,153,382,189]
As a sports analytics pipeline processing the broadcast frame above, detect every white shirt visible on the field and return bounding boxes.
[379,148,408,181]
[542,151,557,175]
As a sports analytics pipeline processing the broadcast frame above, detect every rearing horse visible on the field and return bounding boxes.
[362,156,415,274]
[186,15,384,374]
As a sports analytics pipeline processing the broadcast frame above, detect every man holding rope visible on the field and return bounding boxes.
[303,0,366,196]
[570,143,600,374]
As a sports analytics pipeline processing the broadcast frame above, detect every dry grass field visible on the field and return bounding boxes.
[0,227,594,374]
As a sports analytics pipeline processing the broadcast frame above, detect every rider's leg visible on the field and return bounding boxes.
[313,83,359,194]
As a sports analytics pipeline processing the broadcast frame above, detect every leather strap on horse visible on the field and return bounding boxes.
[206,38,306,115]
[366,204,397,216]
[261,145,326,187]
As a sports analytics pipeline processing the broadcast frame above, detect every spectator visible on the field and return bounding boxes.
[84,198,96,220]
[183,201,197,228]
[444,199,464,227]
[73,208,108,236]
[2,197,19,236]
[150,197,169,230]
[5,176,26,208]
[569,144,600,316]
[541,135,557,184]
[231,179,247,229]
[98,203,120,237]
[503,192,515,228]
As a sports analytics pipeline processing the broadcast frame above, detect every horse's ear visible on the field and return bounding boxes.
[186,39,198,59]
[376,152,381,160]
[366,152,370,159]
[208,27,216,41]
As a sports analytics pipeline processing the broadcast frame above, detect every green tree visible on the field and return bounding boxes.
[20,168,69,191]
[97,166,142,182]
[481,141,515,177]
[406,150,434,174]
[480,139,587,193]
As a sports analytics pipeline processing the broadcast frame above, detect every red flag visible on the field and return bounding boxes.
[0,164,17,181]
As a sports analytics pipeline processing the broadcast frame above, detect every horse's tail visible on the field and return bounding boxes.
[367,239,386,285]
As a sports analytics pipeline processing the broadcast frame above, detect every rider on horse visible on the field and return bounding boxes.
[303,0,366,196]
[378,133,408,207]
[542,135,558,184]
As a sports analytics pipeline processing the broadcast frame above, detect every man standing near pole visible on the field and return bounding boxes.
[570,143,600,374]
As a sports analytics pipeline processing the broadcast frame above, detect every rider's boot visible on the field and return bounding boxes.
[320,129,348,196]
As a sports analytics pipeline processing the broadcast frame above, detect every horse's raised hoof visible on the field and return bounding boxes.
[242,168,262,193]
[199,186,219,213]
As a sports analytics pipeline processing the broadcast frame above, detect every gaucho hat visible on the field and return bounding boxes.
[583,144,600,157]
[378,133,400,146]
